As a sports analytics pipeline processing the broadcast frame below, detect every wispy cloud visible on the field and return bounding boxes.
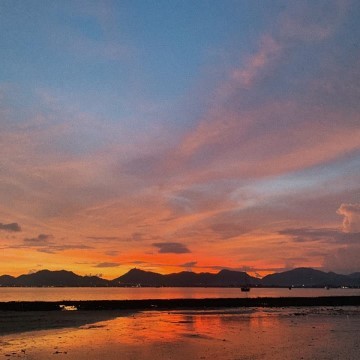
[279,227,359,244]
[180,261,197,268]
[231,35,281,88]
[94,262,120,268]
[87,236,123,241]
[7,234,93,254]
[23,234,52,246]
[36,244,93,254]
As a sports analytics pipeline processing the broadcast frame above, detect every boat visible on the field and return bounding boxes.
[241,286,250,292]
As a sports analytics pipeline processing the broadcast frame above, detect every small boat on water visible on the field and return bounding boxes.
[241,286,250,292]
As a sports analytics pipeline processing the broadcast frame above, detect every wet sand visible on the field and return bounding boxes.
[1,306,359,359]
[0,310,130,336]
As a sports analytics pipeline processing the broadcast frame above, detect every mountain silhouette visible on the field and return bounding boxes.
[112,268,163,286]
[6,270,108,287]
[261,267,359,287]
[0,275,16,286]
[0,267,359,287]
[112,268,260,287]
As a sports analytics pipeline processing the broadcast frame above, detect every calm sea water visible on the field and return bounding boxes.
[0,287,359,302]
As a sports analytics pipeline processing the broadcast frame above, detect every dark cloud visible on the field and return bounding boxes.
[181,261,197,268]
[122,153,168,181]
[131,260,148,265]
[280,226,360,274]
[131,232,143,241]
[279,227,360,244]
[23,234,52,246]
[87,236,122,241]
[152,242,191,254]
[87,233,144,242]
[210,222,250,240]
[323,245,360,274]
[104,250,119,257]
[208,265,231,271]
[335,232,360,244]
[208,264,315,274]
[0,222,21,232]
[180,261,198,271]
[94,262,120,268]
[279,228,338,242]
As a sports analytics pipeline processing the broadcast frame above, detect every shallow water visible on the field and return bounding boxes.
[1,307,359,360]
[1,286,359,301]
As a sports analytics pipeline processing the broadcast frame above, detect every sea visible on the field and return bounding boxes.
[0,286,359,302]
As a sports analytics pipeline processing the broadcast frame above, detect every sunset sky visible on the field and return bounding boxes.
[0,0,359,278]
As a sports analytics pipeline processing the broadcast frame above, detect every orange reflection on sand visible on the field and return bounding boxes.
[1,308,359,360]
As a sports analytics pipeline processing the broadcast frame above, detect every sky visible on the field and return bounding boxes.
[0,0,359,278]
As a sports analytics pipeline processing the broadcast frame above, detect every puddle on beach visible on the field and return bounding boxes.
[0,308,359,360]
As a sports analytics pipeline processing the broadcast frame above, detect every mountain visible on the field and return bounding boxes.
[261,267,357,287]
[0,270,109,287]
[113,268,260,287]
[0,275,16,286]
[348,272,360,279]
[164,271,216,287]
[214,269,261,286]
[112,268,163,286]
[0,267,359,287]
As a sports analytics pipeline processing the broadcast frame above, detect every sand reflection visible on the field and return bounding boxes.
[1,308,359,359]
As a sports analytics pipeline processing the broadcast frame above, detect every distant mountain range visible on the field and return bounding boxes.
[0,267,359,288]
[112,268,259,287]
[0,270,108,288]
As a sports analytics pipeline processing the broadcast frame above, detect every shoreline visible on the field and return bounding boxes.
[1,306,360,359]
[1,295,360,311]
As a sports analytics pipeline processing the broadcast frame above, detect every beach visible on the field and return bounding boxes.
[1,305,359,359]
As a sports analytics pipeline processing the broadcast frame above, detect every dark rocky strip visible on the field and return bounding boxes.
[1,296,360,311]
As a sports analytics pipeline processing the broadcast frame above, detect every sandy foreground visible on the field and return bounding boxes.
[0,307,359,360]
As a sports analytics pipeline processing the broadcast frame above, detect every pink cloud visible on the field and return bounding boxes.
[231,36,281,88]
[176,102,360,185]
[337,203,360,232]
[171,1,357,187]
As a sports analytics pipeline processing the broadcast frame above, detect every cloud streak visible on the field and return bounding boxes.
[279,227,360,245]
[94,262,120,268]
[23,234,53,246]
[6,234,94,255]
